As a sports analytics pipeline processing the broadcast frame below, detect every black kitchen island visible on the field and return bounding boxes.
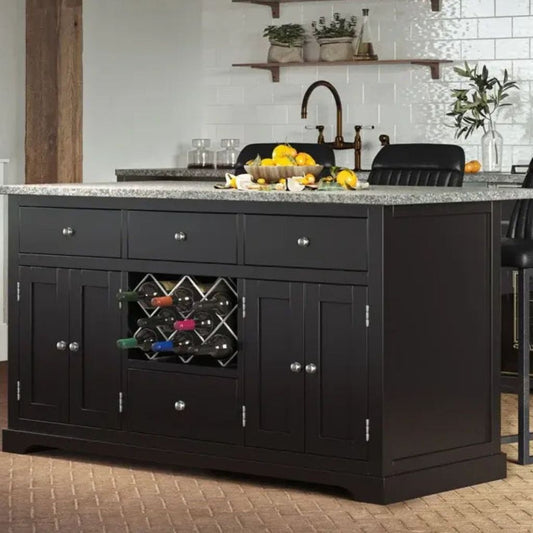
[3,180,531,503]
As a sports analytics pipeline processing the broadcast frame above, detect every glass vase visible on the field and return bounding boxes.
[481,123,503,172]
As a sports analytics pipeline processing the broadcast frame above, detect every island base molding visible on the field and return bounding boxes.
[2,429,507,504]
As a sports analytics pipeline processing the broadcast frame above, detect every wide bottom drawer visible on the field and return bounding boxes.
[127,369,242,445]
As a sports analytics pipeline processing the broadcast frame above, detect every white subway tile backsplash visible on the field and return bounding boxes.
[496,38,530,59]
[478,17,512,38]
[200,0,533,169]
[513,16,533,37]
[496,0,529,17]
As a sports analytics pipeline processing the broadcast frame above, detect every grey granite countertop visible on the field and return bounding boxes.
[2,180,533,206]
[115,167,525,185]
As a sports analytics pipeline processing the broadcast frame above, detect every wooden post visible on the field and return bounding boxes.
[26,0,82,184]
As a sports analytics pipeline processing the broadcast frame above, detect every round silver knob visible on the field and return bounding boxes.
[297,236,310,247]
[62,227,74,237]
[56,340,67,351]
[174,231,187,241]
[69,342,80,352]
[174,400,186,411]
[305,363,317,374]
[290,362,302,373]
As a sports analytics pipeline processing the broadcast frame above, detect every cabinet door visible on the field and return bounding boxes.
[304,284,368,460]
[18,267,69,423]
[243,280,305,452]
[69,270,122,429]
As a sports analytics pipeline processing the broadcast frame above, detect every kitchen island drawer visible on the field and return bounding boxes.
[244,215,367,270]
[127,369,242,445]
[127,211,238,264]
[19,207,122,257]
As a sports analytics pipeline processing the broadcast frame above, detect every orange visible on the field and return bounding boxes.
[464,160,481,173]
[272,144,297,159]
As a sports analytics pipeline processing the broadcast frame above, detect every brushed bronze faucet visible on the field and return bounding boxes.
[301,80,371,171]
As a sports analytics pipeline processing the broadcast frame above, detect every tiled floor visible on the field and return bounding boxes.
[1,362,532,532]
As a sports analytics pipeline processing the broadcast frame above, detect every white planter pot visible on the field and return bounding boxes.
[317,37,354,62]
[267,41,303,63]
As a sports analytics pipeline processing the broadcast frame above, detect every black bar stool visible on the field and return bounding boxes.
[367,143,465,187]
[501,158,533,465]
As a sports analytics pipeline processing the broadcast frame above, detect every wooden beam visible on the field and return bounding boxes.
[26,0,82,184]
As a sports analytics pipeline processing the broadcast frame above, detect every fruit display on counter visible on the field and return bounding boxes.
[464,160,481,173]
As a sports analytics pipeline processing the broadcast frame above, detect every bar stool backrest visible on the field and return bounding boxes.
[506,158,533,239]
[368,143,465,187]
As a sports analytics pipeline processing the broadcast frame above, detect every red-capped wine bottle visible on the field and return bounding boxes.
[151,288,195,313]
[151,333,195,354]
[173,313,215,336]
[116,328,158,352]
[137,308,179,329]
[117,282,162,306]
[194,291,234,315]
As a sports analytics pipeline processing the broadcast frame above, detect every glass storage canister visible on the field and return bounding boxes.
[187,139,215,169]
[216,139,240,169]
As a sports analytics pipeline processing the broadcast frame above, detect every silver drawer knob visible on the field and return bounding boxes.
[290,362,302,373]
[62,227,74,237]
[305,363,317,374]
[174,400,186,411]
[174,231,187,241]
[69,342,80,352]
[297,236,310,247]
[56,340,67,351]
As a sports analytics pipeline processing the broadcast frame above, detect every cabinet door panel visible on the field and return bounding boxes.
[244,280,305,452]
[305,284,368,460]
[19,267,69,423]
[69,270,122,429]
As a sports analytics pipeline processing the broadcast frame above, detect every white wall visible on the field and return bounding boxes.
[0,0,25,183]
[84,0,533,177]
[83,0,204,181]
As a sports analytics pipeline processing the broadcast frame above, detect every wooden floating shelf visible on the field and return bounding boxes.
[232,59,453,82]
[232,0,442,18]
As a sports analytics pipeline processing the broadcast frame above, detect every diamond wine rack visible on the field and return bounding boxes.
[129,273,239,368]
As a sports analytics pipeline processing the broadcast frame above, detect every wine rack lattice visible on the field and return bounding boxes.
[132,273,238,367]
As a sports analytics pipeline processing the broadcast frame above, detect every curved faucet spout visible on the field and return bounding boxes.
[301,80,344,144]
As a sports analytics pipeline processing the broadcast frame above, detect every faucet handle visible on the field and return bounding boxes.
[355,125,375,131]
[379,134,390,146]
[306,125,325,143]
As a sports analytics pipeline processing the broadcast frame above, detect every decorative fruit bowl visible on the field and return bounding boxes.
[244,164,324,183]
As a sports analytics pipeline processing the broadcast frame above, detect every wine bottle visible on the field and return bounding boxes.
[173,312,215,336]
[151,287,195,313]
[151,333,195,354]
[193,291,234,315]
[116,328,158,351]
[136,308,179,329]
[191,334,236,359]
[117,282,162,305]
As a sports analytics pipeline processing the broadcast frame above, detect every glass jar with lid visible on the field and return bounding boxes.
[216,139,240,169]
[187,139,215,169]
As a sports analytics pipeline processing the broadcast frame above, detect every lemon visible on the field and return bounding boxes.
[273,155,295,166]
[260,158,275,166]
[336,169,358,189]
[272,144,297,159]
[257,178,266,184]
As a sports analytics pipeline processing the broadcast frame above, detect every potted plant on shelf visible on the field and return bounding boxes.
[263,23,305,63]
[447,62,518,172]
[312,13,357,62]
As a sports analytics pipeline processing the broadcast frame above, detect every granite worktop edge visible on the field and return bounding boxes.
[2,181,533,206]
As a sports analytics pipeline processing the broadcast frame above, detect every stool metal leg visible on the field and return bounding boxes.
[517,268,532,464]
